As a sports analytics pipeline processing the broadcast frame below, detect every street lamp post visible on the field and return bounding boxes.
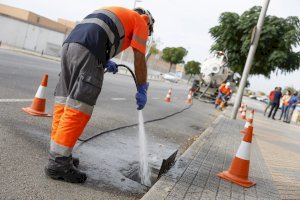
[231,0,271,119]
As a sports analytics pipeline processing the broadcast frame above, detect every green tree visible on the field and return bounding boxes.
[184,61,201,82]
[162,47,188,72]
[209,6,300,77]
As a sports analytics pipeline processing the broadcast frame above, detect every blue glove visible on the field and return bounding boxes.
[136,83,149,110]
[104,60,118,74]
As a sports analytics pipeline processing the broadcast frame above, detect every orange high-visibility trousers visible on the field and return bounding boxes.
[50,43,103,157]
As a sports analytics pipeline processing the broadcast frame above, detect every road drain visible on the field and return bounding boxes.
[127,167,160,187]
[122,150,178,188]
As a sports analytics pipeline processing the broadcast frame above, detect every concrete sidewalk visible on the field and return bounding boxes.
[142,105,298,200]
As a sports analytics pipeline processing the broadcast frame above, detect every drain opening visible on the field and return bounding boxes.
[123,150,178,187]
[127,167,159,187]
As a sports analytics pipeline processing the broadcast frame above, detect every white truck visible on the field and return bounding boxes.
[192,51,240,100]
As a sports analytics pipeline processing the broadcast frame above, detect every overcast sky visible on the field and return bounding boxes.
[1,0,299,93]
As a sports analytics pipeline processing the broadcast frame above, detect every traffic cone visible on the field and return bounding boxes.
[247,109,255,124]
[238,103,244,113]
[240,121,253,135]
[22,74,51,117]
[241,109,247,120]
[164,88,172,103]
[217,128,256,188]
[185,90,193,104]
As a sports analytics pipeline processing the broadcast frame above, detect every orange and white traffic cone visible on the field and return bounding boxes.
[217,127,256,188]
[164,88,172,103]
[241,108,247,120]
[238,103,245,113]
[247,109,255,124]
[22,74,51,117]
[185,90,193,104]
[240,121,253,135]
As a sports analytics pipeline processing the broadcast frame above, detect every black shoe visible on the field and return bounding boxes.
[272,117,276,120]
[72,157,79,168]
[45,156,87,183]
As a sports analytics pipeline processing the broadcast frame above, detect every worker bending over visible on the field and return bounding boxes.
[215,82,232,110]
[45,7,155,183]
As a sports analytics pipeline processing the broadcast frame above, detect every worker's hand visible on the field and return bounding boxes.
[136,83,149,110]
[104,60,118,74]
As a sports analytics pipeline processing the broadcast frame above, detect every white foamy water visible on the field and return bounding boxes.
[138,110,151,186]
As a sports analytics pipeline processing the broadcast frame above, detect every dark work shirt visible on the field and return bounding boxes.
[273,91,282,104]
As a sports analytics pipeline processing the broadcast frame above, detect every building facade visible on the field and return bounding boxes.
[0,4,75,56]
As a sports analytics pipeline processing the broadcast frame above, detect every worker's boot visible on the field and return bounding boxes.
[45,155,87,183]
[72,157,79,168]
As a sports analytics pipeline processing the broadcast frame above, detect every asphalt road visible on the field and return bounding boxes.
[0,48,219,199]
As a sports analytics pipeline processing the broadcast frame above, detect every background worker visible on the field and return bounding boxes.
[284,92,299,123]
[215,82,231,110]
[268,87,282,119]
[264,87,276,116]
[279,90,291,120]
[45,6,155,183]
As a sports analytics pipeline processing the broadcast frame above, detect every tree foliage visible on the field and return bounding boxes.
[149,43,159,55]
[162,47,188,72]
[209,6,300,77]
[149,38,160,55]
[184,61,201,81]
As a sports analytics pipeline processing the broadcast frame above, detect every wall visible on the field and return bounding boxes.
[0,4,69,34]
[0,15,65,56]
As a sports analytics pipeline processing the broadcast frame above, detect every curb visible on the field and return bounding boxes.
[142,113,225,200]
[0,45,61,62]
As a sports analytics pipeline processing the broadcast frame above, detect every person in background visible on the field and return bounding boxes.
[268,87,282,120]
[215,82,232,110]
[284,92,299,123]
[279,90,291,120]
[264,87,277,116]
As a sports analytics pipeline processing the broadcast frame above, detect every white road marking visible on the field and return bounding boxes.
[152,97,160,100]
[0,99,32,103]
[111,98,126,101]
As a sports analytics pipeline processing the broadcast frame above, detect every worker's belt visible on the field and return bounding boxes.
[79,9,125,59]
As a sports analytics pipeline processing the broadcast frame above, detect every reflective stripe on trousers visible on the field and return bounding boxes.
[50,43,104,157]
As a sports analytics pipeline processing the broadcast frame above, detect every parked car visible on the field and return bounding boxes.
[162,73,180,83]
[256,96,268,103]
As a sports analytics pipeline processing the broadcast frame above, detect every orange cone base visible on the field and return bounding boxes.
[22,107,51,117]
[217,171,256,188]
